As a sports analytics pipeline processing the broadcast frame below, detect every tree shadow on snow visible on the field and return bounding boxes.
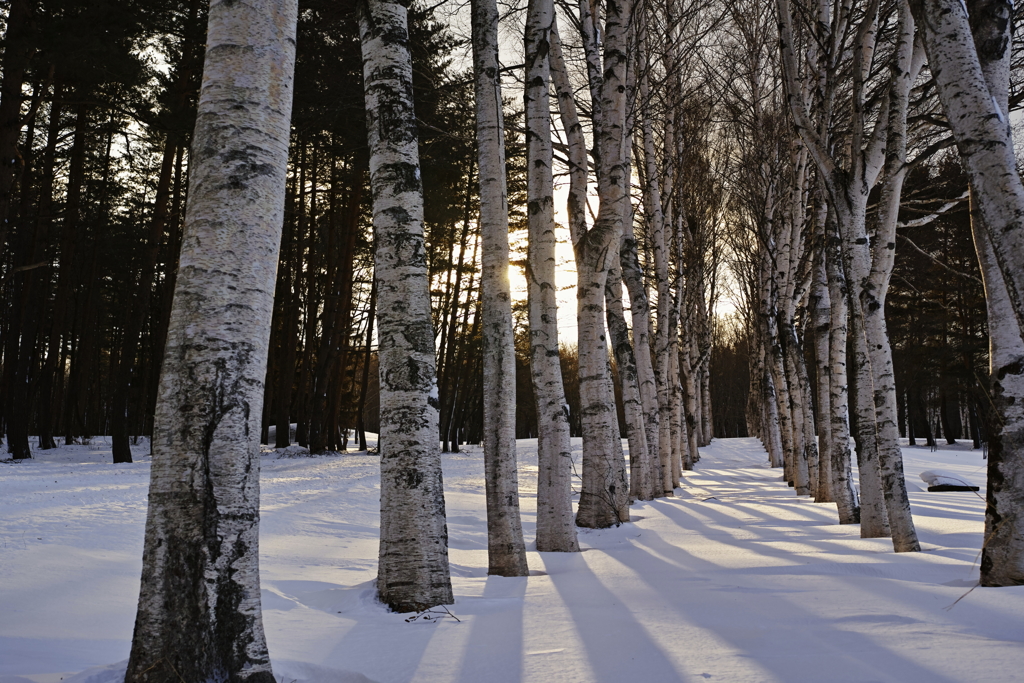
[541,551,691,683]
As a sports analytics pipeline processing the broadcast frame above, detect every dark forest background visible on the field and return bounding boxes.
[0,0,989,461]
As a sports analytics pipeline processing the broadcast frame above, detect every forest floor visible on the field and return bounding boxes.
[1,435,1022,683]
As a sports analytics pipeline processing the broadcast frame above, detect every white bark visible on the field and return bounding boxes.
[779,145,812,495]
[359,0,453,611]
[849,303,891,539]
[575,0,632,529]
[860,4,921,552]
[670,342,686,482]
[957,0,1024,585]
[825,224,860,524]
[473,0,528,576]
[619,216,664,499]
[619,15,663,498]
[606,260,653,500]
[125,2,296,680]
[810,226,834,503]
[529,14,579,552]
[644,87,676,496]
[977,226,1024,584]
[785,319,817,496]
[700,344,713,446]
[682,337,700,469]
[762,359,786,468]
[777,0,919,549]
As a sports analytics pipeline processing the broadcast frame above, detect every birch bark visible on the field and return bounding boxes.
[810,239,834,503]
[849,302,891,538]
[777,0,918,547]
[607,261,653,500]
[474,0,528,576]
[761,349,786,468]
[648,111,677,495]
[359,0,454,611]
[826,222,861,523]
[125,2,296,680]
[860,4,921,551]
[620,214,664,498]
[574,0,632,528]
[530,14,579,552]
[977,225,1024,584]
[619,14,663,498]
[956,0,1024,585]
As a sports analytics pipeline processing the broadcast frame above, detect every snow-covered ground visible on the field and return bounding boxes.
[2,435,1022,683]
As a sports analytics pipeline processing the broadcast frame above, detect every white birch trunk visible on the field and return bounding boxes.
[682,338,700,469]
[606,25,652,502]
[641,102,674,495]
[860,3,921,551]
[762,359,786,468]
[977,226,1024,583]
[620,20,663,497]
[848,298,891,539]
[959,0,1024,585]
[778,0,917,545]
[764,279,798,488]
[575,0,632,528]
[529,12,579,553]
[784,321,817,496]
[359,0,454,611]
[125,2,296,679]
[619,216,664,499]
[606,262,652,500]
[670,349,685,482]
[700,351,713,446]
[653,115,678,494]
[474,0,528,576]
[825,228,860,524]
[811,233,834,503]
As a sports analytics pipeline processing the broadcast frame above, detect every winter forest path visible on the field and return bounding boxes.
[2,437,1023,683]
[256,436,1021,683]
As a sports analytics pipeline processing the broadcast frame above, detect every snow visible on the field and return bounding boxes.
[2,436,1023,683]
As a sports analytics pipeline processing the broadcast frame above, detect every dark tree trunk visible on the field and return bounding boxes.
[0,0,33,252]
[356,280,376,451]
[111,138,178,463]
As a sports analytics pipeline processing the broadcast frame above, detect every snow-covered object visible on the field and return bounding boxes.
[920,470,979,492]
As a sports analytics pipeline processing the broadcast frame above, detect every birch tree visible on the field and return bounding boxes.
[573,0,632,528]
[529,15,579,552]
[638,50,680,494]
[472,0,529,576]
[124,1,297,680]
[617,4,664,500]
[777,0,921,550]
[823,211,861,523]
[909,0,1024,585]
[359,0,454,610]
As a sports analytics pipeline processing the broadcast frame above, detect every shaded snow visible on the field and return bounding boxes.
[2,435,1022,683]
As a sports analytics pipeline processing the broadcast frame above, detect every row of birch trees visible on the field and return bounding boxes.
[725,0,1024,590]
[119,0,729,677]
[1,0,1020,679]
